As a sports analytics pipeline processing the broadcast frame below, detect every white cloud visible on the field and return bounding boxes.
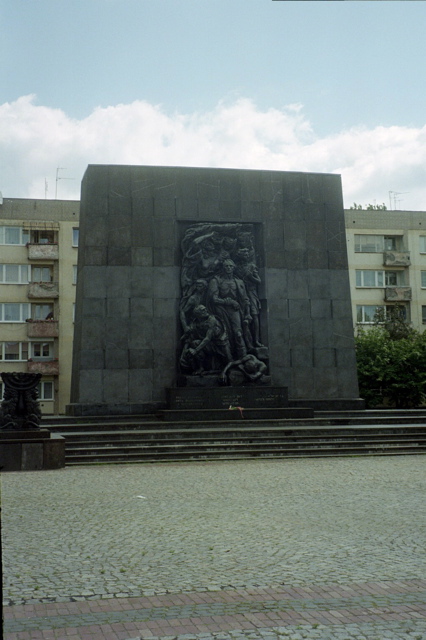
[1,94,425,210]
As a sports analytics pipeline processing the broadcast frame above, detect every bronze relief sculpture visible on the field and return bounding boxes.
[179,223,269,385]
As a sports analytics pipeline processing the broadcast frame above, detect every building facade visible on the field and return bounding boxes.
[1,198,426,414]
[0,198,79,414]
[345,209,426,332]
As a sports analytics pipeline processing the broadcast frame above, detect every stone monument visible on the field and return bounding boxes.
[0,372,65,471]
[69,165,362,416]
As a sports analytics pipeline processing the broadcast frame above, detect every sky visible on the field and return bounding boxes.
[1,0,426,209]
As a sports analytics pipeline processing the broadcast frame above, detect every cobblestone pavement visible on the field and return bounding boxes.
[2,456,426,639]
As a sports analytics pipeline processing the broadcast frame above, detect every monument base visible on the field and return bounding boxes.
[66,402,165,417]
[0,429,65,472]
[167,386,289,410]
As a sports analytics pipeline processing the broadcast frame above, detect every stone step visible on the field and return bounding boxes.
[158,407,314,421]
[65,443,426,465]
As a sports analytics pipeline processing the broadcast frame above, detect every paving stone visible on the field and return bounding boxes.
[2,457,426,639]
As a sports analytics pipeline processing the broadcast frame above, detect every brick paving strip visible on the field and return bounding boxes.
[3,579,426,640]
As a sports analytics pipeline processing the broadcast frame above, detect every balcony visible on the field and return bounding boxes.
[27,360,59,375]
[383,251,410,267]
[27,282,59,299]
[26,320,59,338]
[384,286,412,302]
[27,243,59,261]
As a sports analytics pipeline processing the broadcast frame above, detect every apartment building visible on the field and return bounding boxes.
[1,197,426,414]
[0,198,79,414]
[345,209,426,333]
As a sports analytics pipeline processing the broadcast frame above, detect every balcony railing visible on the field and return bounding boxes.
[383,251,410,267]
[27,360,59,375]
[27,282,59,299]
[27,243,59,260]
[26,320,59,338]
[384,286,412,302]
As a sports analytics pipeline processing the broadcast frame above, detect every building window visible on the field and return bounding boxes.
[0,264,29,283]
[0,226,30,245]
[30,230,56,244]
[355,235,400,253]
[31,266,53,282]
[31,304,54,320]
[420,237,426,253]
[0,303,30,322]
[38,381,54,400]
[73,265,77,284]
[0,341,29,360]
[355,270,402,287]
[356,305,385,323]
[422,307,426,324]
[72,228,79,247]
[30,341,54,360]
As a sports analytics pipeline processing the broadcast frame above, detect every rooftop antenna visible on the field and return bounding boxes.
[389,191,409,210]
[55,167,74,199]
[45,179,48,199]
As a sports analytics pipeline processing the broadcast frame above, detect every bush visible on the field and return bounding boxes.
[355,326,426,408]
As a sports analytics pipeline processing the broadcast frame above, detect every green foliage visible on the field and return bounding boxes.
[355,324,426,408]
[349,202,387,210]
[373,304,414,340]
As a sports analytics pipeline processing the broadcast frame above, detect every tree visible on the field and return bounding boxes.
[355,318,426,408]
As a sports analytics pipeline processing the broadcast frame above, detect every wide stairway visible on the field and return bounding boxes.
[45,409,426,465]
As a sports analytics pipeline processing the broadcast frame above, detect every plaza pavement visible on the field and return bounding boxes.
[2,455,426,640]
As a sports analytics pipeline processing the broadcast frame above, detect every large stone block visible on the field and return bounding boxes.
[71,165,359,411]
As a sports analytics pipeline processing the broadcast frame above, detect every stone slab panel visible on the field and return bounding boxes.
[82,266,107,298]
[43,435,65,469]
[78,370,103,403]
[81,317,106,351]
[128,369,154,403]
[129,348,154,369]
[0,443,21,471]
[313,348,336,368]
[310,299,332,319]
[291,348,313,368]
[84,246,108,265]
[168,386,288,410]
[107,246,132,266]
[102,370,130,403]
[105,348,129,369]
[22,443,43,470]
[80,349,105,369]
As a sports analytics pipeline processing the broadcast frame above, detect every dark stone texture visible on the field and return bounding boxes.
[84,246,108,265]
[43,434,65,469]
[0,441,21,471]
[80,349,105,369]
[22,443,43,470]
[107,246,132,266]
[129,349,154,369]
[310,299,332,319]
[128,369,153,403]
[71,165,359,412]
[132,247,153,266]
[0,430,64,471]
[291,348,313,368]
[82,266,107,298]
[105,348,129,369]
[168,386,288,410]
[314,348,336,368]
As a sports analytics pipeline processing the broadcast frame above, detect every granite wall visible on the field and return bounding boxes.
[69,165,360,414]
